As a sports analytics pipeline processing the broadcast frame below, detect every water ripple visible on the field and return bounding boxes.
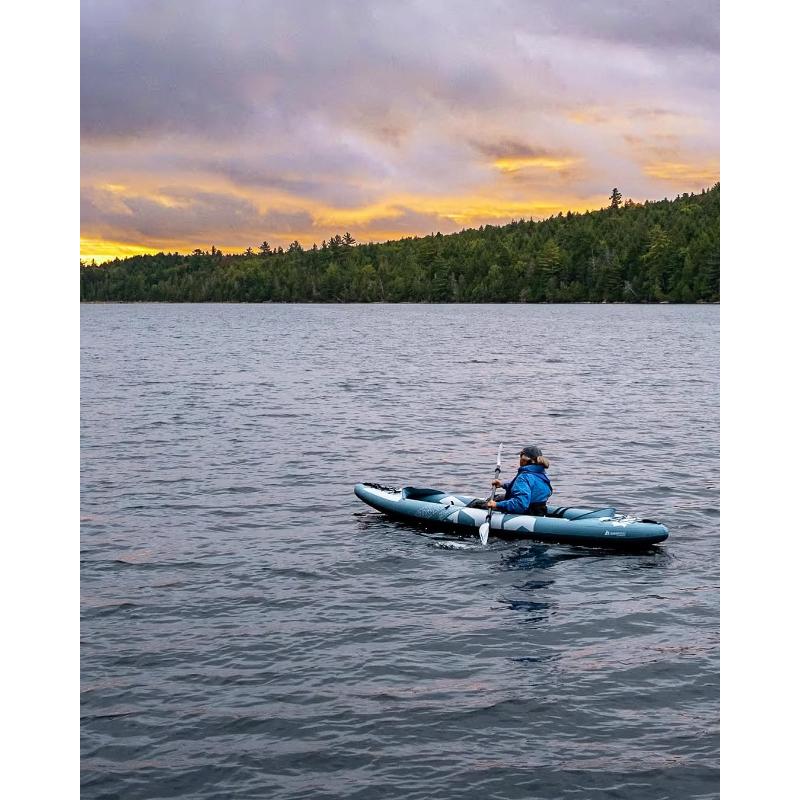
[82,304,719,799]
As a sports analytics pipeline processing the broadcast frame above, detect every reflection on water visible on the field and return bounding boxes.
[499,543,599,570]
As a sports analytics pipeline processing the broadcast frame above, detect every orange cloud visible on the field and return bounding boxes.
[492,155,579,173]
[642,159,720,186]
[470,138,579,175]
[619,128,719,189]
[81,238,170,264]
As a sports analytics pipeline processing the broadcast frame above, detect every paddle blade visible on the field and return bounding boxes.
[478,522,489,546]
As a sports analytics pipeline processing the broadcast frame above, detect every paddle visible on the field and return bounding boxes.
[478,443,503,546]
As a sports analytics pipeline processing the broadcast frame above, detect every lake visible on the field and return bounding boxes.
[81,303,719,799]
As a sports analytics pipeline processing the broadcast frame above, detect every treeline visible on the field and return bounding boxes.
[80,184,719,303]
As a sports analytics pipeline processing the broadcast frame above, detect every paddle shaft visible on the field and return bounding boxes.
[486,464,501,527]
[479,443,503,545]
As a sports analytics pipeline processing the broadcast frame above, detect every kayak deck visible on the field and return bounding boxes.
[354,483,669,547]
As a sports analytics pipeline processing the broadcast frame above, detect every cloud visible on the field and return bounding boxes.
[509,0,719,53]
[622,132,719,190]
[80,0,719,256]
[469,139,580,178]
[83,0,717,143]
[80,1,259,140]
[471,140,561,161]
[175,146,392,208]
[80,0,522,143]
[642,160,720,187]
[338,206,464,238]
[81,185,313,243]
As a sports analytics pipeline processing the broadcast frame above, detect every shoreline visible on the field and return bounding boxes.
[79,300,721,305]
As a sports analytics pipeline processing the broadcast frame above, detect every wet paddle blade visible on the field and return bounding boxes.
[478,522,489,546]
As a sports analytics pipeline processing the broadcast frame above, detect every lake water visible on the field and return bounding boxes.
[81,304,719,799]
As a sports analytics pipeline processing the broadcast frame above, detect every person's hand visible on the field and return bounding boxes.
[491,479,503,488]
[486,500,498,509]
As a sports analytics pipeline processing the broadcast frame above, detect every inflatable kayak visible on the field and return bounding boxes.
[354,483,668,547]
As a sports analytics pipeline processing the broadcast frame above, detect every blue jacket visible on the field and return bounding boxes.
[494,464,553,514]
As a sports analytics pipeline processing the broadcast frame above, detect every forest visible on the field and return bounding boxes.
[80,184,719,303]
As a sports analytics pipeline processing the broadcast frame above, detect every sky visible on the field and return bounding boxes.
[80,0,719,262]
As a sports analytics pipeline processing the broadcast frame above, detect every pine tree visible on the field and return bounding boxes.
[539,238,565,299]
[641,225,679,301]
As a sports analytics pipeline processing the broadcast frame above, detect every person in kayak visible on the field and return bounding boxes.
[487,445,552,516]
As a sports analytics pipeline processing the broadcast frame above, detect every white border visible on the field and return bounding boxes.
[5,1,78,796]
[722,2,797,796]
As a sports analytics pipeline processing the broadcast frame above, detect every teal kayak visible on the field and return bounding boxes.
[354,483,669,547]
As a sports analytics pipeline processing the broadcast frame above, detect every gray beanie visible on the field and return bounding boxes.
[521,446,543,459]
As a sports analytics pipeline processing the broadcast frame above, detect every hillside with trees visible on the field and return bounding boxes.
[81,184,719,303]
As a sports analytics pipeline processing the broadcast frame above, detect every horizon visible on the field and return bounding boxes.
[81,182,719,265]
[81,0,720,263]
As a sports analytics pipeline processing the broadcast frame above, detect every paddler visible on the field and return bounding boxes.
[486,445,553,516]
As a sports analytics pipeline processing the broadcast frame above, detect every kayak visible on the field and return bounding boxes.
[354,483,669,547]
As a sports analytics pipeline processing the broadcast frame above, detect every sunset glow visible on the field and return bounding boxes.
[492,156,580,174]
[81,0,719,263]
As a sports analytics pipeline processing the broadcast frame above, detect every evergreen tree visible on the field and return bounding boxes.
[80,186,720,304]
[597,251,624,301]
[539,238,565,300]
[641,225,679,301]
